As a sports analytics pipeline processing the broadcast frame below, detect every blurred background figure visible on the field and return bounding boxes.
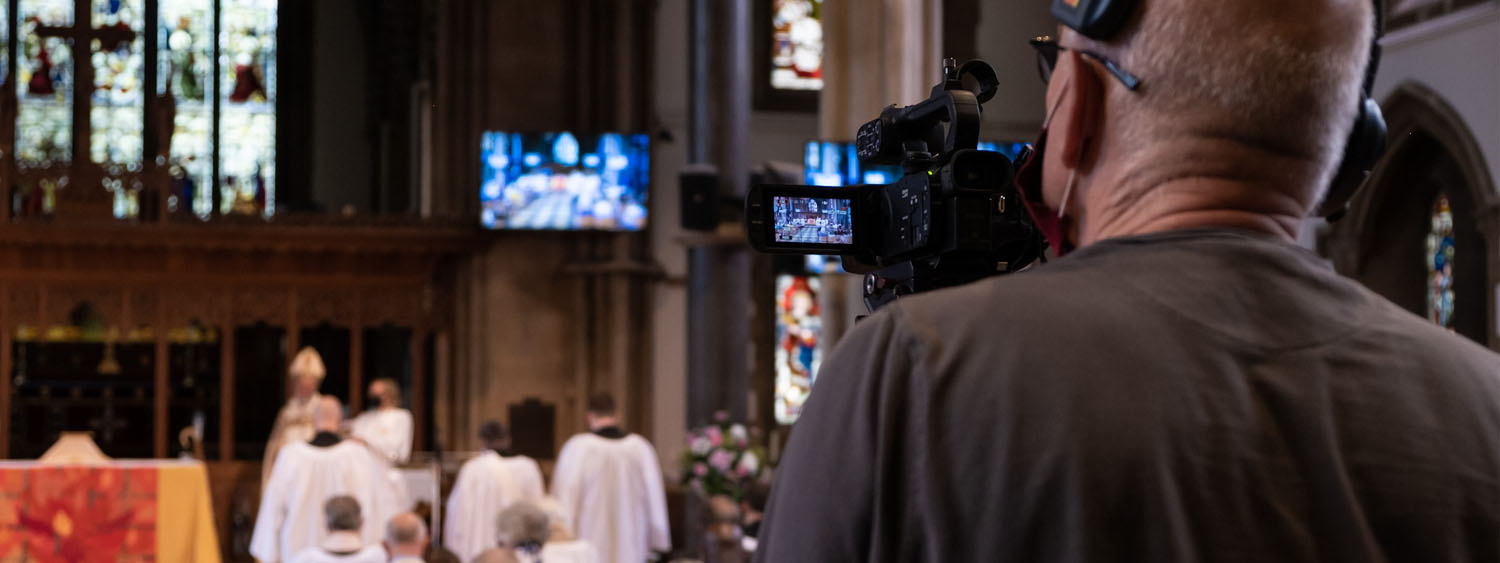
[551,393,669,563]
[263,347,327,487]
[252,397,399,562]
[445,420,545,562]
[350,377,414,464]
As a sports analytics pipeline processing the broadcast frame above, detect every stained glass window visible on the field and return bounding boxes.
[1426,193,1456,329]
[91,0,144,166]
[770,0,822,91]
[774,275,822,425]
[219,0,276,216]
[160,0,214,217]
[10,0,275,220]
[16,0,74,167]
[0,1,10,85]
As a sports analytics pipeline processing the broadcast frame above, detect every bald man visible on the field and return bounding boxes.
[252,397,402,562]
[757,0,1500,561]
[384,512,430,563]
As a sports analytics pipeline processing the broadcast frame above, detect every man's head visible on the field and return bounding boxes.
[312,396,343,432]
[368,377,401,409]
[288,347,326,399]
[478,420,511,451]
[497,502,551,549]
[324,495,363,533]
[585,392,617,431]
[1036,0,1375,246]
[384,512,430,557]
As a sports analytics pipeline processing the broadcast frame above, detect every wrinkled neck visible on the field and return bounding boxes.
[1077,136,1323,246]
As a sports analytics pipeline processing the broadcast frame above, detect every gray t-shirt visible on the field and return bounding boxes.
[756,229,1500,562]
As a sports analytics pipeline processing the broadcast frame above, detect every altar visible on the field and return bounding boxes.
[0,459,220,562]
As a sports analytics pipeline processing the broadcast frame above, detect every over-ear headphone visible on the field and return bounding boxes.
[1049,0,1388,221]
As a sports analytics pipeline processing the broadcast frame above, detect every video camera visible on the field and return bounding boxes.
[745,59,1046,311]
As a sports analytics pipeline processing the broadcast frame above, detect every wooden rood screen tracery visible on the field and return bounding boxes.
[0,221,469,462]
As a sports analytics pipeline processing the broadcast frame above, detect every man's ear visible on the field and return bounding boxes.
[1056,51,1106,168]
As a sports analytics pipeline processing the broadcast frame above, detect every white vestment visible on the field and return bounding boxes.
[250,440,401,562]
[443,451,546,562]
[286,531,387,563]
[540,540,601,563]
[263,393,323,486]
[551,433,670,563]
[350,407,414,464]
[286,547,386,563]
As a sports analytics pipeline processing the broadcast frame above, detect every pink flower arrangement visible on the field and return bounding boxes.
[681,417,768,502]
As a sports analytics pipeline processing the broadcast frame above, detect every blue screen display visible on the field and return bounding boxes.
[976,141,1029,163]
[805,141,1026,187]
[480,131,650,231]
[803,142,901,187]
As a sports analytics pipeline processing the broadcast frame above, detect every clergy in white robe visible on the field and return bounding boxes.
[444,420,546,563]
[350,377,414,464]
[252,397,401,563]
[550,393,670,563]
[263,347,328,487]
[285,496,388,563]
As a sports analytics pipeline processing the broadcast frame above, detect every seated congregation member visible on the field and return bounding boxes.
[384,512,430,563]
[444,420,546,562]
[350,377,414,464]
[534,498,600,563]
[285,496,387,563]
[252,397,401,562]
[755,0,1500,560]
[551,393,669,563]
[475,502,598,563]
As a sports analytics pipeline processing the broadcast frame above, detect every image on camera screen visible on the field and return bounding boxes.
[772,196,853,245]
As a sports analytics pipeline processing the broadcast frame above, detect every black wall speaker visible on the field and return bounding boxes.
[680,165,720,231]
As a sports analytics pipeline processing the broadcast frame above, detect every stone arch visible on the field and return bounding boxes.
[1326,81,1499,348]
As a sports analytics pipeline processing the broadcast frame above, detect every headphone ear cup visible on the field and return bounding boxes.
[1051,0,1136,39]
[1317,97,1388,220]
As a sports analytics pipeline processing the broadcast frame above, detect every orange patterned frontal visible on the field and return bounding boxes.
[0,466,158,562]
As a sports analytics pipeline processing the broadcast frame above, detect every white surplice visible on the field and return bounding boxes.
[285,547,386,563]
[250,440,402,563]
[443,451,546,563]
[285,531,387,563]
[551,433,670,563]
[539,540,601,563]
[350,407,414,464]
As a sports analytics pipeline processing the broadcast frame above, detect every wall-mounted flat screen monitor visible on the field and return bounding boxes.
[480,131,650,231]
[803,141,901,187]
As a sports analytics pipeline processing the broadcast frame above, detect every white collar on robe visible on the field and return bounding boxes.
[320,531,366,553]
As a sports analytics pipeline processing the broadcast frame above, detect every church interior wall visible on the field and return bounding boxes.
[1371,2,1500,341]
[1375,2,1500,200]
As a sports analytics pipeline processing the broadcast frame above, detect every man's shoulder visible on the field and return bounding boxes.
[286,546,323,563]
[1364,296,1500,373]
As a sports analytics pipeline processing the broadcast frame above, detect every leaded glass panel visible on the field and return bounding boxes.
[17,0,74,167]
[219,0,275,216]
[774,275,822,425]
[1426,193,1456,329]
[160,0,214,217]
